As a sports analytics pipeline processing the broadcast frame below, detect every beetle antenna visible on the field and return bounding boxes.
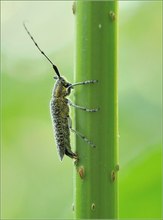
[23,22,61,78]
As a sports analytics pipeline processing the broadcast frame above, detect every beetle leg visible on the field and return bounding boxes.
[68,117,96,148]
[68,99,99,112]
[67,80,98,90]
[65,148,78,160]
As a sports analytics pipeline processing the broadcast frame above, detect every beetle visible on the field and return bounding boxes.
[23,23,99,161]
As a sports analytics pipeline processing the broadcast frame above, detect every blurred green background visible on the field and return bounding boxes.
[1,1,162,219]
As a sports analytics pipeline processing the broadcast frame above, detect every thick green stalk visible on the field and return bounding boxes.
[74,1,118,219]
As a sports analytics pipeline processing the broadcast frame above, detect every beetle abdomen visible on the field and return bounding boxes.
[50,97,72,160]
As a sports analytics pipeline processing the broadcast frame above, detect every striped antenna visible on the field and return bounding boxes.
[23,22,61,78]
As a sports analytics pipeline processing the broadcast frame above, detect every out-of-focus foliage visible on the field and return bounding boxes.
[1,1,162,219]
[118,2,162,218]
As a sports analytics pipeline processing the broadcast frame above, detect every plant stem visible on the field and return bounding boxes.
[74,0,118,218]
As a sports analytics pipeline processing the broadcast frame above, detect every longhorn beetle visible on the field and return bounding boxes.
[23,23,99,161]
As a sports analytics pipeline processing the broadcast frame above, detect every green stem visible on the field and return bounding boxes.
[74,0,118,218]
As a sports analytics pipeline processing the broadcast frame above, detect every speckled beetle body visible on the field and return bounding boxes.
[24,23,99,161]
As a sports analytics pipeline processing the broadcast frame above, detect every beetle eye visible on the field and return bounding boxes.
[64,82,71,88]
[67,83,72,88]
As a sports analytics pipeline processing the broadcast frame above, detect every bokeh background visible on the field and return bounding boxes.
[1,1,162,219]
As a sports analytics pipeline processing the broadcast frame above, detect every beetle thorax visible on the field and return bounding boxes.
[52,77,71,98]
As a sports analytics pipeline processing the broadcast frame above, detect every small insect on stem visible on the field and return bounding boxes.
[23,23,99,161]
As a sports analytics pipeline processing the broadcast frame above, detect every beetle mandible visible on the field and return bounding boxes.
[23,23,99,161]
